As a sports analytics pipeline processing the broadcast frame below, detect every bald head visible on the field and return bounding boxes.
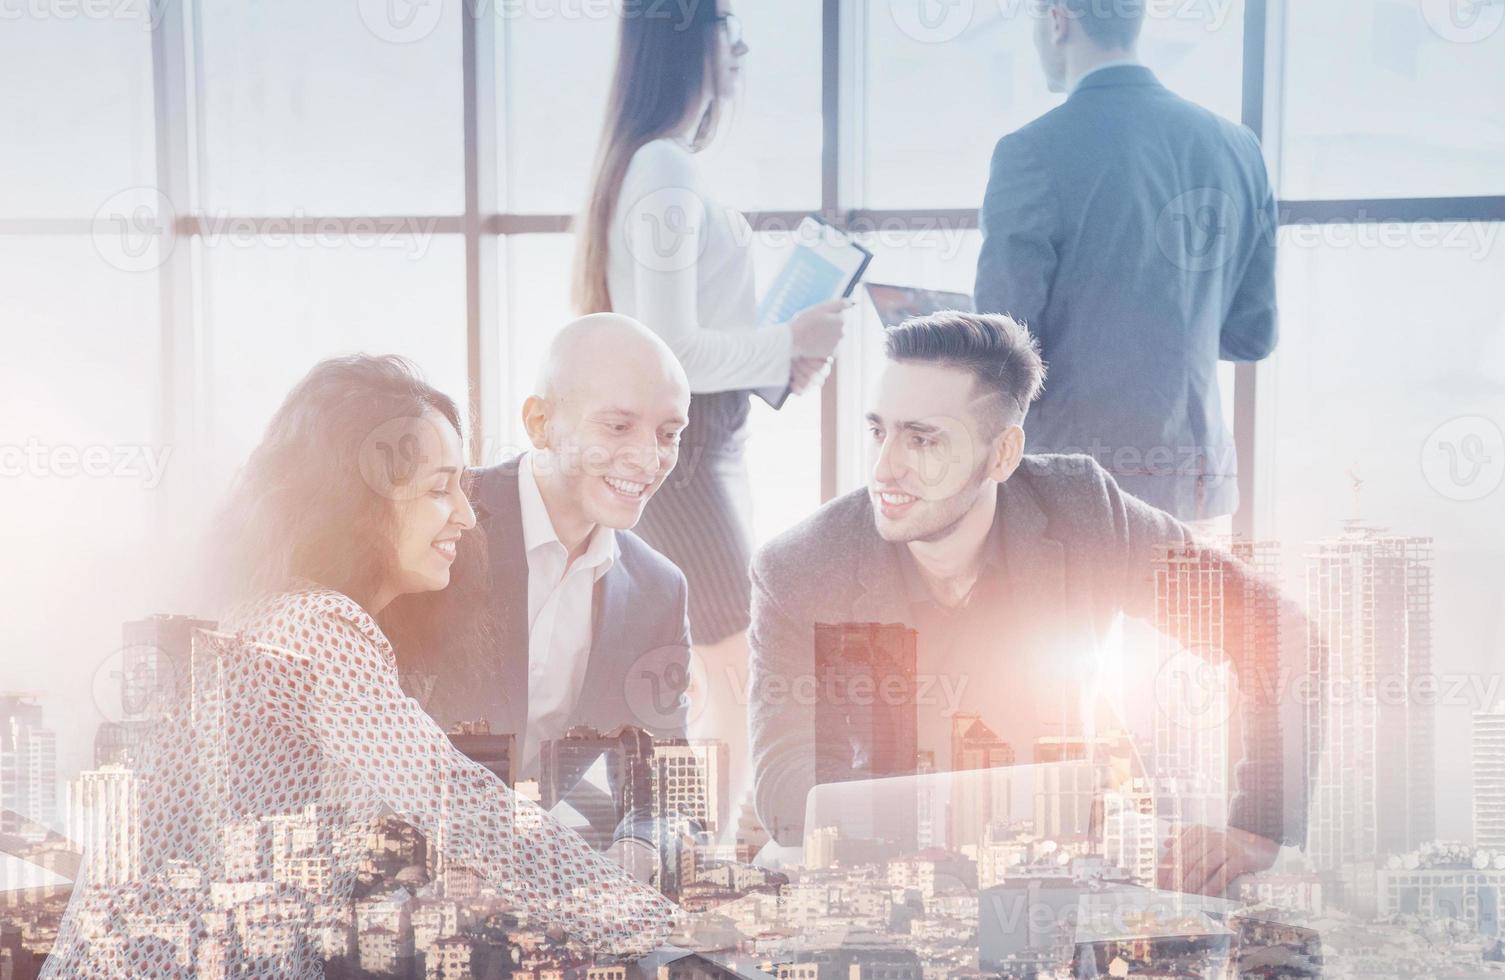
[521,313,692,536]
[536,313,689,406]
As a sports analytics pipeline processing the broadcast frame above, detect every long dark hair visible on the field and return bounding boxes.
[572,0,727,314]
[208,354,467,614]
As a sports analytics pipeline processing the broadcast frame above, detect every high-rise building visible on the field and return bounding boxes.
[1102,778,1157,887]
[446,721,514,786]
[813,622,919,781]
[651,738,729,838]
[1151,539,1282,836]
[812,623,920,851]
[948,714,1015,852]
[804,826,839,870]
[1031,733,1135,844]
[118,614,217,722]
[0,695,57,838]
[66,765,141,886]
[1475,702,1505,851]
[539,726,654,850]
[1305,526,1435,877]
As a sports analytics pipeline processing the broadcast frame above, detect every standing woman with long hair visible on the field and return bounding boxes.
[573,0,848,827]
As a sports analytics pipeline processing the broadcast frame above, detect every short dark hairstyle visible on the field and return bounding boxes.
[884,312,1047,431]
[1055,0,1145,51]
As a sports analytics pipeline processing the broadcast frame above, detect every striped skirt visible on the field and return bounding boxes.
[635,390,755,645]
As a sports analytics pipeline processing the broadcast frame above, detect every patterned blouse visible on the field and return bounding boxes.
[44,587,682,978]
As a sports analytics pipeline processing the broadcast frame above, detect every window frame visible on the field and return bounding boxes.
[10,0,1503,540]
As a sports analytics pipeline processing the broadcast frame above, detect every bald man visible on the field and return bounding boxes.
[396,315,695,872]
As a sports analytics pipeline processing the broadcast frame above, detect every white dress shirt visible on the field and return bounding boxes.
[516,454,619,778]
[606,136,793,394]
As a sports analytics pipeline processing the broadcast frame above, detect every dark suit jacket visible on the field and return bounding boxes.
[396,456,693,752]
[748,455,1309,850]
[975,65,1278,521]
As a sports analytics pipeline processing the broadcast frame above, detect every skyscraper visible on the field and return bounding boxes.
[813,623,920,851]
[813,622,919,781]
[1151,539,1282,837]
[119,615,217,721]
[651,738,729,838]
[539,726,654,850]
[1475,702,1505,851]
[1305,525,1435,878]
[0,695,57,839]
[66,766,141,886]
[446,721,514,786]
[948,714,1015,851]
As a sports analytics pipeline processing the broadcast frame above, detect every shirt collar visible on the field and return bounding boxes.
[1069,58,1144,94]
[516,452,618,580]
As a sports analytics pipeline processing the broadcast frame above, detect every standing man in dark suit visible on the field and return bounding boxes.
[974,0,1278,521]
[394,314,694,879]
[749,313,1313,897]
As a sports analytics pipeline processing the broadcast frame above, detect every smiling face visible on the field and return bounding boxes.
[385,409,476,599]
[524,322,691,539]
[866,360,1020,544]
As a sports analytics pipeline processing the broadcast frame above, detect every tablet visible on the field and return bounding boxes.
[753,215,873,409]
[864,281,975,328]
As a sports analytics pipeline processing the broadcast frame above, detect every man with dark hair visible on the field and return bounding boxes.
[974,0,1278,521]
[749,312,1310,897]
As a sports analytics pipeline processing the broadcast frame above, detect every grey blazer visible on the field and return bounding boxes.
[975,65,1278,520]
[395,456,693,751]
[748,455,1308,850]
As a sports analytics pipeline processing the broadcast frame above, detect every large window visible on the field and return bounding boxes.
[1257,222,1505,841]
[6,2,1505,929]
[198,0,465,214]
[1276,1,1505,200]
[0,13,154,217]
[856,0,1246,209]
